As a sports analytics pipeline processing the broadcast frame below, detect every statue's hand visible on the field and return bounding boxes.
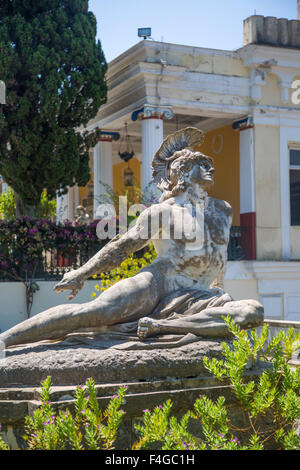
[54,270,84,300]
[209,286,226,297]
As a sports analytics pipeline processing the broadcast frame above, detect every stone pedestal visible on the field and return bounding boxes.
[0,337,267,449]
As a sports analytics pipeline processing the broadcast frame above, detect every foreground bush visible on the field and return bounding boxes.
[24,377,127,450]
[0,320,299,450]
[133,318,300,450]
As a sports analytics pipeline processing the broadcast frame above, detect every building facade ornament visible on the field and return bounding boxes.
[132,104,174,121]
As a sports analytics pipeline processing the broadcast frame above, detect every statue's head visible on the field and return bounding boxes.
[152,128,214,200]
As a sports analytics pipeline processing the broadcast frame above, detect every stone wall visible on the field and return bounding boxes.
[0,364,273,450]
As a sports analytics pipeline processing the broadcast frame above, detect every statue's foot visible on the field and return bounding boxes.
[138,317,161,340]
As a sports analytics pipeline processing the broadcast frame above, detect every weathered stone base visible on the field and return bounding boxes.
[0,336,226,387]
[0,373,269,450]
[0,337,271,449]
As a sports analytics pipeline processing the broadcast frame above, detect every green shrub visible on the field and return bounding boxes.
[132,397,262,450]
[133,317,300,450]
[91,242,157,296]
[0,188,56,221]
[202,316,300,450]
[23,377,127,450]
[0,187,15,221]
[0,432,9,450]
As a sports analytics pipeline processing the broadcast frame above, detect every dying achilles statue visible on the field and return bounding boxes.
[0,128,263,349]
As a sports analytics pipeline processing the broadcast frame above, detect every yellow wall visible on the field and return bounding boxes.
[113,157,141,198]
[260,73,281,107]
[259,73,300,109]
[197,124,240,225]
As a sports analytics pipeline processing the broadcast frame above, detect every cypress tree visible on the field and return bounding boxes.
[0,0,107,215]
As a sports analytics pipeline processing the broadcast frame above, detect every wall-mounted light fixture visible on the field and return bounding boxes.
[119,123,135,187]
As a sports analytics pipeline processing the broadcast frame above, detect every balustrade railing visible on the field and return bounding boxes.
[257,319,300,362]
[227,226,247,261]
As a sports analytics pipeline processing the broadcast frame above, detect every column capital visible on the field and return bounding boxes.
[232,116,254,131]
[97,131,120,143]
[132,104,174,121]
[98,136,113,143]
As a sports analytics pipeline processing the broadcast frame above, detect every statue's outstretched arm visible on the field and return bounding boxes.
[54,209,153,299]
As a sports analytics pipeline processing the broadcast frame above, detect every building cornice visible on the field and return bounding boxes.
[238,43,300,69]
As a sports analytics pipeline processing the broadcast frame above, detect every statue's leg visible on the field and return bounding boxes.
[0,271,163,348]
[138,299,264,339]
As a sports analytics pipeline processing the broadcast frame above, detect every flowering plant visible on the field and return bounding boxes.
[91,243,157,296]
[0,217,107,316]
[23,377,127,450]
[0,217,104,281]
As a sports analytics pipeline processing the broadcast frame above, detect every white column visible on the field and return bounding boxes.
[93,138,113,218]
[1,182,8,193]
[56,187,74,224]
[140,105,174,191]
[240,127,256,215]
[74,185,79,214]
[56,192,67,224]
[141,116,164,190]
[67,187,74,221]
[239,126,257,260]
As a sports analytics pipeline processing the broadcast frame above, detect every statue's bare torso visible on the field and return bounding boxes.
[141,196,232,294]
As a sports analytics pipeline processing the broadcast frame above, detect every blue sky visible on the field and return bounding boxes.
[89,0,297,63]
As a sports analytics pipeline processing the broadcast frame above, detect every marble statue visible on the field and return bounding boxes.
[74,205,91,225]
[0,128,264,349]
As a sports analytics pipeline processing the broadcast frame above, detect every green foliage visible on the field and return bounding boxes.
[133,401,198,450]
[0,0,107,213]
[132,321,300,451]
[96,181,160,213]
[0,187,15,220]
[132,396,262,450]
[203,316,300,449]
[0,188,56,220]
[40,190,57,220]
[23,376,126,450]
[0,433,9,450]
[91,242,157,296]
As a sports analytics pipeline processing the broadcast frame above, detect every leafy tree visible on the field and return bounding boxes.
[0,0,107,215]
[0,186,56,219]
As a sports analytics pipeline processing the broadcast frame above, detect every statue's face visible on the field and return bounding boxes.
[189,160,215,189]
